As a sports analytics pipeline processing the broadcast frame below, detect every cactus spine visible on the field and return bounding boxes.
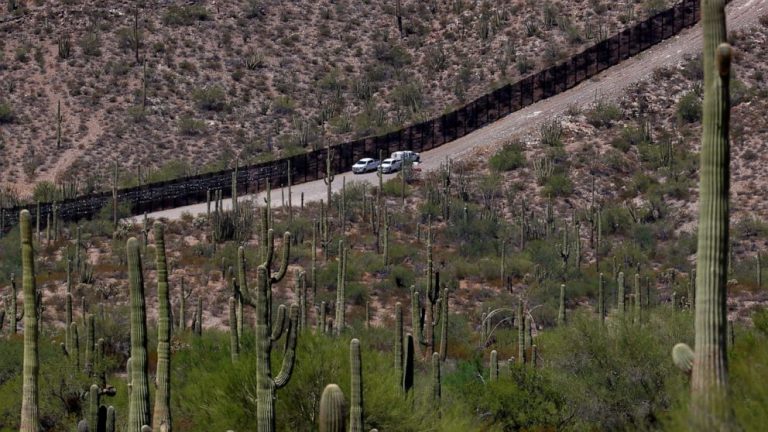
[319,384,346,432]
[674,0,733,426]
[350,338,363,432]
[153,223,172,432]
[127,237,151,432]
[20,210,40,432]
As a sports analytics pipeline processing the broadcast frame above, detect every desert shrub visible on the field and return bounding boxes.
[676,91,702,123]
[542,173,572,197]
[585,98,622,128]
[373,42,411,68]
[540,310,691,431]
[489,140,525,171]
[32,180,59,202]
[79,32,101,57]
[0,101,13,123]
[539,118,563,147]
[193,86,227,112]
[163,5,210,26]
[178,116,206,136]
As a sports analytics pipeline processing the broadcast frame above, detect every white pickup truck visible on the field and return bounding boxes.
[391,150,420,163]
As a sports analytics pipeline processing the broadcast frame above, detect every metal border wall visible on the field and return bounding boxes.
[0,0,700,230]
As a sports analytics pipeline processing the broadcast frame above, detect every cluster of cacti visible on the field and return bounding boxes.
[79,384,116,432]
[671,0,733,427]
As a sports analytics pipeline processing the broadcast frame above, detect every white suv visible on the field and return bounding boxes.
[380,158,403,174]
[391,150,420,163]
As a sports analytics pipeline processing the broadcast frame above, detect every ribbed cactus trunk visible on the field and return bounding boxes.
[350,339,363,432]
[88,384,100,431]
[431,352,441,405]
[517,301,525,365]
[598,273,605,323]
[489,350,499,382]
[319,384,346,432]
[409,286,422,358]
[85,314,95,375]
[153,223,172,432]
[106,406,116,432]
[127,237,151,432]
[403,333,414,395]
[439,288,448,361]
[19,210,40,432]
[690,0,732,427]
[229,298,239,362]
[558,284,566,325]
[335,240,346,335]
[617,272,625,315]
[394,302,403,392]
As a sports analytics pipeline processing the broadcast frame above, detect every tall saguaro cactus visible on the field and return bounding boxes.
[558,284,566,325]
[127,237,151,432]
[153,223,172,432]
[20,210,40,432]
[394,302,403,391]
[350,338,363,432]
[255,265,299,432]
[335,240,347,335]
[673,0,733,428]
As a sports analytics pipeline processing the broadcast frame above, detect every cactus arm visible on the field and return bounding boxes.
[19,210,40,432]
[270,304,287,342]
[237,247,256,308]
[274,305,299,389]
[673,343,695,374]
[229,298,240,362]
[271,232,291,283]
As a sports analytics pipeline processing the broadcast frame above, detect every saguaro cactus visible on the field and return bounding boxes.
[319,384,346,432]
[229,297,239,362]
[323,146,335,208]
[489,350,499,382]
[153,223,172,432]
[403,333,415,395]
[432,352,441,405]
[20,210,40,432]
[598,273,605,323]
[5,273,22,334]
[335,240,347,335]
[394,302,403,391]
[558,284,566,325]
[517,301,525,365]
[672,0,733,427]
[617,272,625,315]
[127,237,151,432]
[85,314,95,375]
[439,288,448,361]
[350,339,363,432]
[409,286,423,358]
[255,266,299,432]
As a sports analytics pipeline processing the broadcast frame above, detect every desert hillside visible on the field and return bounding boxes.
[0,0,668,198]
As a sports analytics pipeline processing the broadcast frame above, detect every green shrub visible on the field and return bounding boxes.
[539,118,563,147]
[489,140,526,171]
[542,173,572,197]
[163,5,210,26]
[178,116,207,136]
[193,86,227,112]
[0,101,13,123]
[585,98,622,128]
[676,91,702,123]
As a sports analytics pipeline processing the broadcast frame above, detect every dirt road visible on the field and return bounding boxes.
[140,0,767,221]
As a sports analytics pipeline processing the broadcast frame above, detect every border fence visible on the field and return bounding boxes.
[0,0,701,230]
